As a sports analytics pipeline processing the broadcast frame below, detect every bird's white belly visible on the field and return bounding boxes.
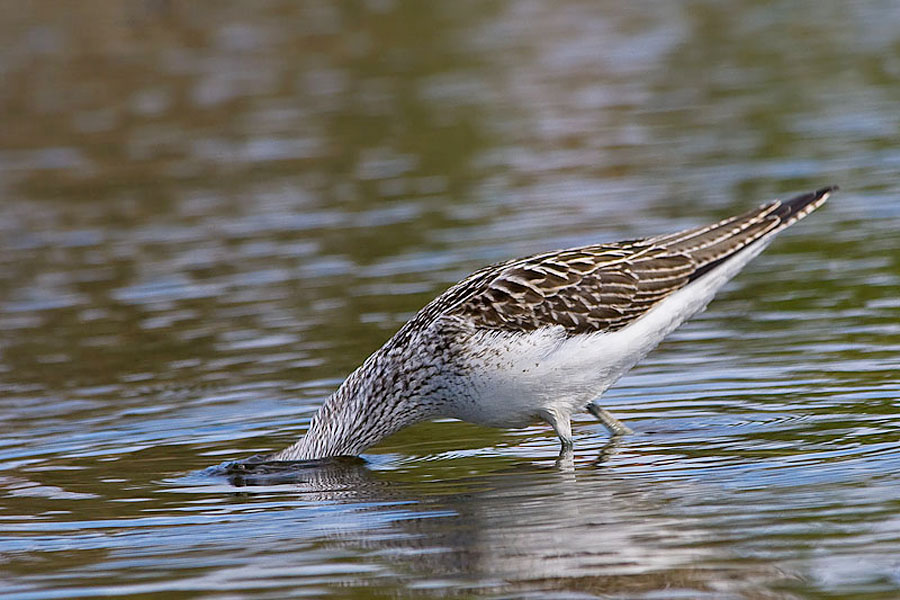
[444,237,773,428]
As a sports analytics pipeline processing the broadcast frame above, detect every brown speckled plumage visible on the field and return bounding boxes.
[449,187,833,334]
[271,187,835,460]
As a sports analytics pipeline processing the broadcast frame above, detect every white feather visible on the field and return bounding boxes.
[445,234,776,429]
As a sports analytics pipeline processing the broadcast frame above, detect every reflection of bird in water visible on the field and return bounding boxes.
[209,446,796,596]
[212,455,372,489]
[272,187,835,460]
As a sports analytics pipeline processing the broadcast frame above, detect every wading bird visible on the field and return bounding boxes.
[271,187,835,460]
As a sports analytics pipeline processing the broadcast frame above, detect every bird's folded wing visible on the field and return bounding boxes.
[438,187,834,335]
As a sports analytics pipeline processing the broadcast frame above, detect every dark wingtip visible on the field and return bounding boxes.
[780,185,838,220]
[687,186,834,283]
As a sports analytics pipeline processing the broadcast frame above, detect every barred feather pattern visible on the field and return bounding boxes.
[272,187,835,460]
[448,187,834,334]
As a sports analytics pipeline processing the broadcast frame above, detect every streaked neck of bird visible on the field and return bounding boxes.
[270,353,438,460]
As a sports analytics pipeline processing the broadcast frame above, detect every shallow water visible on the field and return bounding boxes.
[1,1,899,598]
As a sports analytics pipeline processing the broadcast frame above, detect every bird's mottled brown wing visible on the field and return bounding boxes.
[448,243,694,333]
[438,187,834,335]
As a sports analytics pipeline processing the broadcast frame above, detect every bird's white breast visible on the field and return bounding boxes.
[442,235,775,429]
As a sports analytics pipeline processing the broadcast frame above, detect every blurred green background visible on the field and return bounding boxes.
[1,2,898,598]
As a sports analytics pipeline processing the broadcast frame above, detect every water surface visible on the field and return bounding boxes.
[1,1,899,598]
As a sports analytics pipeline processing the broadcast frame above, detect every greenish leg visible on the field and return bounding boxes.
[587,403,633,436]
[540,409,574,451]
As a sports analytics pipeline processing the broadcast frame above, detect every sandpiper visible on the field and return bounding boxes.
[271,187,835,460]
